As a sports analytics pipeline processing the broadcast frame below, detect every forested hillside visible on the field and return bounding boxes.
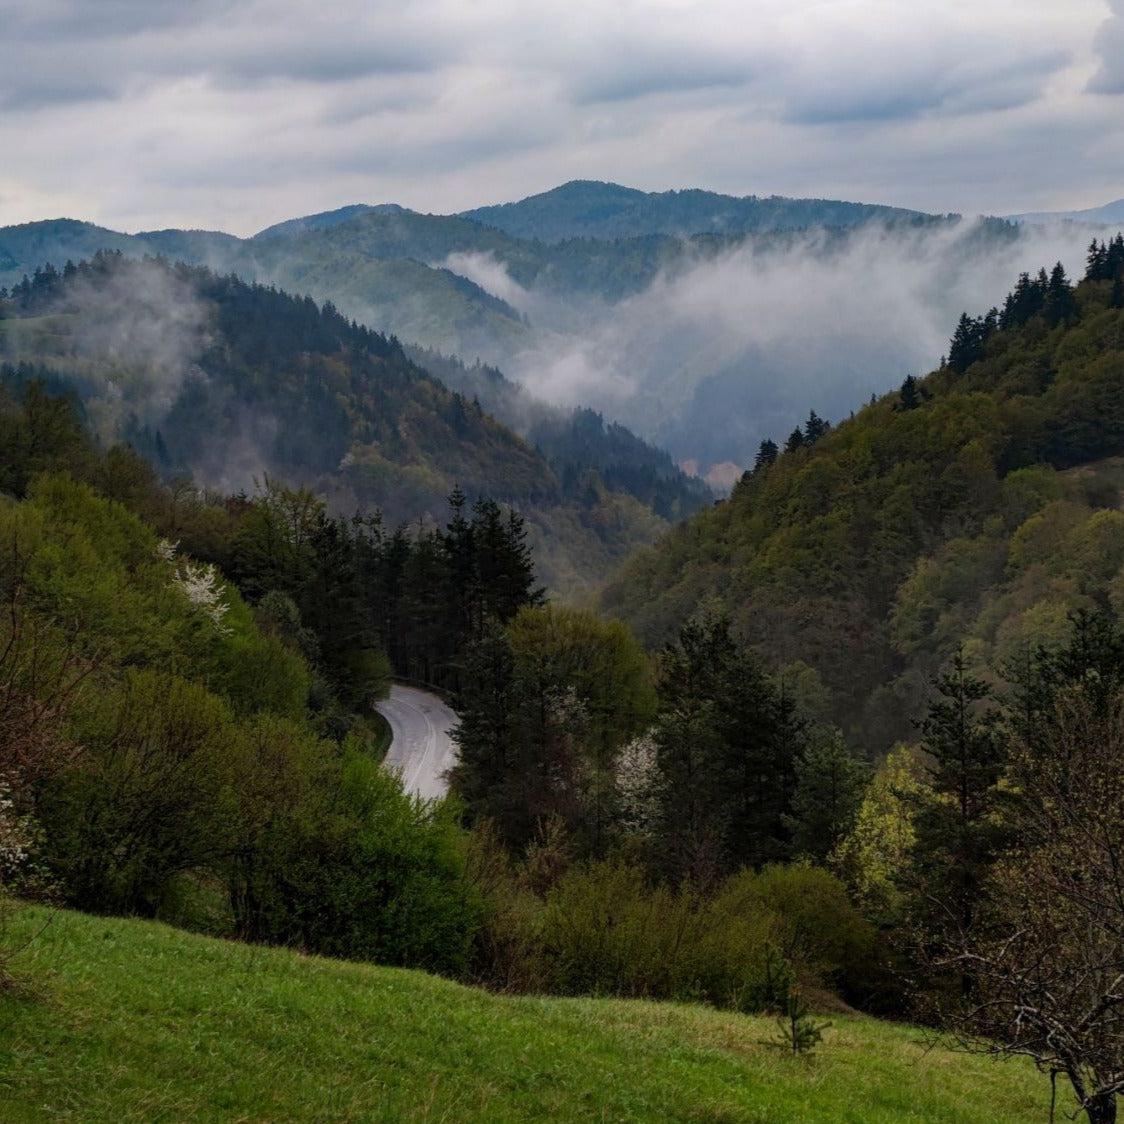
[0,253,699,595]
[602,237,1124,752]
[7,241,1124,1122]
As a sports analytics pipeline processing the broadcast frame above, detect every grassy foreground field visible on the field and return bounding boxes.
[0,904,1045,1123]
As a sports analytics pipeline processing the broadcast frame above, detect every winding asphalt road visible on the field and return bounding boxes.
[378,685,459,800]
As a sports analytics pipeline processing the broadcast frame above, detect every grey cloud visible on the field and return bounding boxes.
[569,45,755,104]
[573,65,749,105]
[0,74,121,111]
[0,1,453,111]
[209,42,439,87]
[1089,0,1124,94]
[4,0,238,42]
[784,50,1069,126]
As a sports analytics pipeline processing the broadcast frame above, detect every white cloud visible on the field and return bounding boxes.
[503,218,1110,469]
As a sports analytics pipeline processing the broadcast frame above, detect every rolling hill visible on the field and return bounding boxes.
[0,904,1044,1123]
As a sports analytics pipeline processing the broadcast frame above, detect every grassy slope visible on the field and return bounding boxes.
[1,906,1043,1123]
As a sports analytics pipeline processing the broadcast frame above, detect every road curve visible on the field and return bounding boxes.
[378,685,459,801]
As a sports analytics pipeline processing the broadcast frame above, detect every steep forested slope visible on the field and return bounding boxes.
[0,254,688,595]
[602,241,1124,752]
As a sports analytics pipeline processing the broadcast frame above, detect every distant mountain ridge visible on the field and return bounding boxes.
[460,179,935,242]
[1006,198,1124,226]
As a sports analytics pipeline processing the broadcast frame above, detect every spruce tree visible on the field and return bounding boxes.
[908,653,1009,952]
[754,438,779,472]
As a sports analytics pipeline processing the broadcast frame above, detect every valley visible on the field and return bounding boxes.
[2,188,1124,1124]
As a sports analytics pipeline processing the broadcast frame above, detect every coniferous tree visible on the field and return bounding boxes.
[754,438,779,472]
[803,410,829,445]
[1044,262,1078,328]
[650,612,805,883]
[896,375,922,411]
[784,732,869,863]
[907,653,1010,962]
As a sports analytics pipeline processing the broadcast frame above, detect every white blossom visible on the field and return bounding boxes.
[615,733,661,838]
[161,539,232,635]
[172,560,232,634]
[154,537,178,563]
[0,781,32,883]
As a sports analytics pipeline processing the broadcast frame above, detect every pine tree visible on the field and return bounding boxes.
[784,732,869,862]
[651,612,804,882]
[908,653,1010,952]
[896,375,922,411]
[754,438,779,472]
[803,410,829,445]
[784,427,805,455]
[1044,262,1078,328]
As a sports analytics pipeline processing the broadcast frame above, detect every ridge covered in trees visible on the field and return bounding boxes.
[0,252,700,596]
[601,238,1124,752]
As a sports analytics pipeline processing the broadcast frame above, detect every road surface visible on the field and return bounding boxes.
[378,685,459,800]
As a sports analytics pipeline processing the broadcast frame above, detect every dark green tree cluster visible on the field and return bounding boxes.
[450,603,655,852]
[220,480,541,710]
[1085,235,1124,284]
[647,612,807,884]
[952,262,1077,372]
[947,308,999,373]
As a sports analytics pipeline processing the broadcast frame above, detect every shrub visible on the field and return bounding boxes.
[231,750,483,975]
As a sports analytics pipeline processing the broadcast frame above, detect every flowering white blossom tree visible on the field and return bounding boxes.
[158,539,232,635]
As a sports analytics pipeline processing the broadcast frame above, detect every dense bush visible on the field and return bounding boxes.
[231,754,483,974]
[465,844,877,1016]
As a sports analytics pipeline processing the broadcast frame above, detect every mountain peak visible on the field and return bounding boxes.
[252,203,413,242]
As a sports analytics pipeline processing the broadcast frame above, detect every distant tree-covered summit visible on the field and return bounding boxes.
[459,179,936,242]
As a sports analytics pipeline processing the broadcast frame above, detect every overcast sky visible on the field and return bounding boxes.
[1,0,1121,235]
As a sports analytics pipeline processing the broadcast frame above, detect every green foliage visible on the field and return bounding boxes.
[451,604,654,853]
[465,856,879,1016]
[771,984,831,1056]
[833,746,926,921]
[38,669,237,916]
[785,732,870,862]
[232,750,482,973]
[906,654,1011,959]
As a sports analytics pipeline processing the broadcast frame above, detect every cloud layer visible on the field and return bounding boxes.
[473,219,1110,470]
[0,1,1119,233]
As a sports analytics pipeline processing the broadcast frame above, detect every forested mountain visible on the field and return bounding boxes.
[0,191,1105,482]
[460,179,933,242]
[601,238,1124,754]
[0,254,701,595]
